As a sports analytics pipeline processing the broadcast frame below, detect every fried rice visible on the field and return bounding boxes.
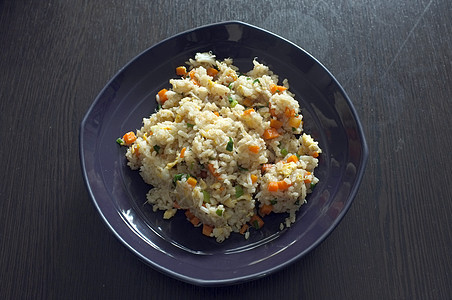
[120,52,321,242]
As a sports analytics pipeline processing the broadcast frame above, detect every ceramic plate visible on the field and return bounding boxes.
[80,21,368,286]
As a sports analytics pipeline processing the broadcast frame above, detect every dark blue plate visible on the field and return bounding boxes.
[80,21,368,286]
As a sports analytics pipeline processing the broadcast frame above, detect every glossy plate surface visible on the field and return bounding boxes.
[80,21,368,286]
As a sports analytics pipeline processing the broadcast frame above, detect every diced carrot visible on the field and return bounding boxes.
[268,182,279,192]
[259,204,273,216]
[270,118,283,129]
[269,84,277,94]
[304,171,312,184]
[250,174,258,184]
[268,102,277,117]
[185,210,200,226]
[248,145,260,153]
[186,177,197,187]
[190,216,200,226]
[189,70,200,86]
[243,98,254,107]
[208,163,216,175]
[261,164,273,173]
[208,163,221,180]
[243,108,255,116]
[277,85,288,93]
[239,223,249,235]
[263,128,280,140]
[288,116,301,128]
[180,147,186,158]
[287,155,299,163]
[249,215,264,229]
[176,66,187,76]
[185,210,195,220]
[202,224,213,236]
[131,145,139,155]
[269,84,287,94]
[173,201,181,209]
[213,111,220,117]
[284,107,296,118]
[206,67,219,77]
[158,88,168,103]
[277,180,290,191]
[122,131,137,145]
[312,152,319,158]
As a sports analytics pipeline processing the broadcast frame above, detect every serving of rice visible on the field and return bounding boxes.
[118,52,321,242]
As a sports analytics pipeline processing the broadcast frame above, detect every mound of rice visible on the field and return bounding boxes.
[121,52,321,242]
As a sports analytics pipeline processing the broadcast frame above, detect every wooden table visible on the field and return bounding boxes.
[1,1,450,299]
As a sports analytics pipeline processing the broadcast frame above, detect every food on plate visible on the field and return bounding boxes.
[117,52,321,242]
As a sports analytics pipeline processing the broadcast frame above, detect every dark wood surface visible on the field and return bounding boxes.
[1,1,451,299]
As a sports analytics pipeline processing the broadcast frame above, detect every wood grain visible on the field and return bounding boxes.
[1,0,450,299]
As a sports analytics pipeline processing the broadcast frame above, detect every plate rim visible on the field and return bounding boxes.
[79,20,369,286]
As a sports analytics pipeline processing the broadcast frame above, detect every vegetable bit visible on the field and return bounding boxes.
[243,108,254,116]
[261,164,273,173]
[250,174,258,184]
[173,173,186,184]
[284,107,296,118]
[202,190,210,203]
[202,224,213,236]
[186,177,197,187]
[287,155,298,163]
[263,128,280,140]
[185,210,200,226]
[280,148,288,156]
[277,180,290,191]
[235,185,244,198]
[270,118,283,129]
[207,163,221,180]
[180,147,187,158]
[268,180,290,192]
[153,145,161,153]
[288,116,301,128]
[206,67,219,77]
[158,88,168,104]
[239,224,249,235]
[269,84,287,94]
[267,182,279,192]
[176,66,187,76]
[228,96,238,108]
[226,137,234,151]
[259,204,273,216]
[116,138,124,145]
[249,215,264,229]
[248,145,260,154]
[122,131,137,145]
[189,70,200,86]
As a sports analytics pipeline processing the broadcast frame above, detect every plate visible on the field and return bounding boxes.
[80,21,368,286]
